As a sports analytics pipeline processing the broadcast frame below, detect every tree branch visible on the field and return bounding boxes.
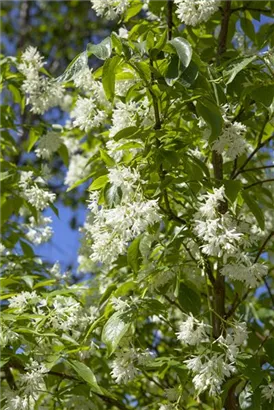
[212,0,232,340]
[232,118,271,179]
[231,7,272,14]
[244,178,274,190]
[167,0,173,41]
[239,165,274,174]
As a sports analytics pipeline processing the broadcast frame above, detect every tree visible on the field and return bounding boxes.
[1,1,274,409]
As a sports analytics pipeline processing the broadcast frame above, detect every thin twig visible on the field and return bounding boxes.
[244,178,274,190]
[232,117,271,179]
[239,165,274,173]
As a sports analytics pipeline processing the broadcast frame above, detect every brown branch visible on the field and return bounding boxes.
[217,0,232,59]
[167,0,173,41]
[263,277,274,308]
[239,165,274,173]
[231,7,272,14]
[254,231,274,263]
[244,178,274,190]
[226,231,274,318]
[211,1,232,340]
[232,118,271,179]
[3,365,17,390]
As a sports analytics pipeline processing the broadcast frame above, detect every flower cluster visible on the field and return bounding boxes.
[212,111,247,160]
[184,320,248,395]
[184,353,236,396]
[221,259,267,288]
[90,0,131,20]
[25,214,53,246]
[111,348,153,383]
[193,187,243,259]
[35,131,62,159]
[176,314,210,345]
[87,194,160,265]
[174,0,220,26]
[261,383,274,403]
[71,96,107,132]
[19,171,56,211]
[64,153,92,187]
[18,46,64,114]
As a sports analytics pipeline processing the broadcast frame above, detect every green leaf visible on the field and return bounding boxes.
[146,0,166,16]
[87,37,112,60]
[102,311,131,356]
[0,198,14,227]
[100,149,115,167]
[241,357,264,390]
[225,55,256,85]
[113,126,140,141]
[20,240,34,257]
[124,2,143,21]
[242,191,265,230]
[165,55,180,86]
[88,175,109,191]
[27,128,40,153]
[56,51,88,83]
[250,387,262,410]
[169,37,192,70]
[99,284,117,306]
[127,236,141,274]
[251,85,274,108]
[67,360,102,393]
[263,338,274,363]
[58,144,69,167]
[102,56,121,101]
[66,173,92,192]
[196,99,223,140]
[178,282,201,315]
[224,180,242,203]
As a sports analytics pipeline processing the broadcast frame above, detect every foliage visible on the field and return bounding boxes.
[1,1,274,409]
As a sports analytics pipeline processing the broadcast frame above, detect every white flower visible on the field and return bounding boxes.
[166,387,180,402]
[35,131,62,159]
[176,314,210,345]
[20,360,48,397]
[25,215,53,245]
[50,261,62,278]
[109,98,152,138]
[261,384,274,402]
[3,392,34,410]
[108,166,141,197]
[198,186,226,219]
[111,348,139,383]
[18,46,65,114]
[174,0,220,26]
[184,353,236,396]
[194,215,242,259]
[64,154,91,187]
[89,198,161,265]
[19,171,56,210]
[151,270,175,290]
[18,46,44,74]
[90,0,131,20]
[8,291,39,312]
[71,96,107,132]
[118,27,129,39]
[62,136,81,155]
[25,185,56,211]
[212,119,247,160]
[221,261,267,288]
[74,67,94,91]
[19,171,34,190]
[0,323,19,347]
